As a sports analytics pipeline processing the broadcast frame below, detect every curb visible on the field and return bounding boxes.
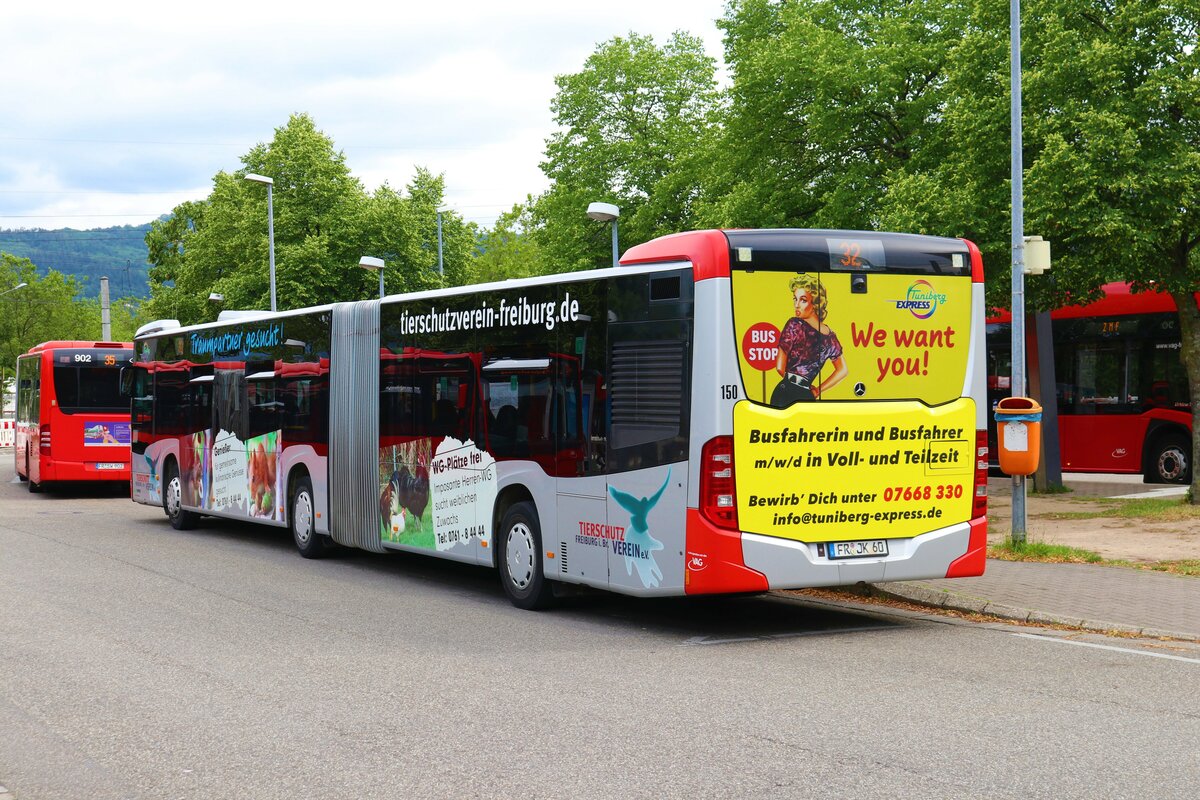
[866,581,1200,642]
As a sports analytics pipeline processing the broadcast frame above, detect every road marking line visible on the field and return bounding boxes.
[1013,632,1200,664]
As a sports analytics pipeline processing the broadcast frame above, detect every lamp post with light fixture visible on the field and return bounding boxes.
[0,281,28,298]
[244,173,276,312]
[359,256,386,299]
[586,202,620,268]
[436,205,451,277]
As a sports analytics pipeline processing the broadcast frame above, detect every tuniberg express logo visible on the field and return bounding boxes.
[892,280,947,319]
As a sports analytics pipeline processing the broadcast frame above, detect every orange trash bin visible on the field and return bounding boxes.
[994,397,1042,476]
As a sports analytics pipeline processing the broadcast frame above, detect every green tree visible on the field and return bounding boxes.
[877,1,1200,498]
[0,253,101,410]
[704,0,968,229]
[144,114,463,324]
[533,32,720,271]
[474,201,549,281]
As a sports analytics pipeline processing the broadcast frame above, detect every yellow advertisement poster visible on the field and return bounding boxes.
[731,271,972,407]
[733,399,976,542]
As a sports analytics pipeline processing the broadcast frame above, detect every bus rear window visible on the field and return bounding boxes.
[53,366,126,414]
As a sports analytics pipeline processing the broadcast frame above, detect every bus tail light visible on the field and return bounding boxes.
[39,423,52,452]
[973,429,988,519]
[700,436,738,530]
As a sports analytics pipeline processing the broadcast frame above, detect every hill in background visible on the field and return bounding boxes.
[0,224,153,298]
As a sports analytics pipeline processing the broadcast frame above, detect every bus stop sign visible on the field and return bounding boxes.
[742,322,779,371]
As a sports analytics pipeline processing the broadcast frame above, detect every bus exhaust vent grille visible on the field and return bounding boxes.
[559,542,568,573]
[610,339,685,449]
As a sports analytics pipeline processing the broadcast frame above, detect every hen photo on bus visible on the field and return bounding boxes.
[988,282,1196,484]
[125,228,990,609]
[14,340,135,491]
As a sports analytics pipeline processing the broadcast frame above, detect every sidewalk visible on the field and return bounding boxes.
[873,475,1200,640]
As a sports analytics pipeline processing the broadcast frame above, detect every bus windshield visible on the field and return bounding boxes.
[53,364,126,414]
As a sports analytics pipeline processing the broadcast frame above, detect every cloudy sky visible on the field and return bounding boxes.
[2,1,729,233]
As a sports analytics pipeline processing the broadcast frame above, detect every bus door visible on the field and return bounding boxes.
[481,355,609,582]
[15,354,40,479]
[550,352,609,587]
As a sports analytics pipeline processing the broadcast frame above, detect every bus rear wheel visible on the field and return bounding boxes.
[1146,434,1191,484]
[498,501,555,610]
[163,460,199,530]
[290,475,331,558]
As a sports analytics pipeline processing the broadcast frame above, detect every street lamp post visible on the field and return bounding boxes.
[1009,0,1028,543]
[436,205,451,277]
[244,173,277,312]
[0,281,28,298]
[359,256,386,299]
[586,202,620,268]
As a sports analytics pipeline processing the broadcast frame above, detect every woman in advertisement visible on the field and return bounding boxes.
[771,274,848,407]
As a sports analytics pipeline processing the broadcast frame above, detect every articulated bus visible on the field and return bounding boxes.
[15,340,135,491]
[988,282,1196,484]
[127,229,989,608]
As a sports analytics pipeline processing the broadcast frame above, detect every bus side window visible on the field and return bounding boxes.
[282,377,328,445]
[247,372,278,438]
[154,370,191,437]
[189,365,213,433]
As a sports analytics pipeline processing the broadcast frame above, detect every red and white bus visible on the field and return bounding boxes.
[14,340,135,491]
[128,229,990,608]
[988,282,1196,483]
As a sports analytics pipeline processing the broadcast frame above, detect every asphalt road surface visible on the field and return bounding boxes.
[1,458,1197,799]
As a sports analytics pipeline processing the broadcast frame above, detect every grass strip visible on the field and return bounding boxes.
[1036,496,1200,522]
[989,541,1200,577]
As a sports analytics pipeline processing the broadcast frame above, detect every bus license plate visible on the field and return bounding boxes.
[95,462,125,470]
[828,540,889,560]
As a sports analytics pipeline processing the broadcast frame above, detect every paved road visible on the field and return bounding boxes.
[1,460,1198,799]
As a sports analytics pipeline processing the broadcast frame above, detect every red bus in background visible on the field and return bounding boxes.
[14,340,134,491]
[988,283,1196,483]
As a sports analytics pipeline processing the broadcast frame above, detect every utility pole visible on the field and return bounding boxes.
[100,276,112,341]
[1010,0,1028,544]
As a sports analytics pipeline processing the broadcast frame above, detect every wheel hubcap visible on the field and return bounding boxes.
[294,491,313,546]
[506,522,535,590]
[167,476,181,517]
[1159,447,1187,481]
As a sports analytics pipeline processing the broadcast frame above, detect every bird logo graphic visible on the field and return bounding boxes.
[608,468,671,588]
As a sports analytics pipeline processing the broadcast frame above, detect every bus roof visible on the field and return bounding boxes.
[621,228,982,282]
[988,281,1200,323]
[24,340,131,355]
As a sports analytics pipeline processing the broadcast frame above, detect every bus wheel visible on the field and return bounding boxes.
[1147,435,1191,484]
[290,475,331,558]
[163,461,199,530]
[498,501,555,610]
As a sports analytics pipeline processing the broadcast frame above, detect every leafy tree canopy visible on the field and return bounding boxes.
[0,252,143,408]
[531,31,720,271]
[143,113,474,325]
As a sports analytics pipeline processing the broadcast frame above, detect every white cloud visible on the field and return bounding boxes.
[0,0,727,231]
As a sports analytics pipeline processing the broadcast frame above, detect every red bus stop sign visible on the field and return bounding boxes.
[741,322,779,371]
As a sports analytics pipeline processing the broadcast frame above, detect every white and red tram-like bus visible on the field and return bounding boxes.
[127,229,989,608]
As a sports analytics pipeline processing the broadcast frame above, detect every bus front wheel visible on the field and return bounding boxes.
[290,474,331,558]
[163,461,199,530]
[1146,434,1191,485]
[498,501,556,610]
